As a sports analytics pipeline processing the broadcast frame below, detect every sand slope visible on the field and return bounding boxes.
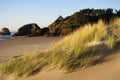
[1,50,120,80]
[8,50,119,80]
[0,37,120,80]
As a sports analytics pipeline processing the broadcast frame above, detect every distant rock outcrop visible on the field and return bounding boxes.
[40,27,49,36]
[14,23,41,37]
[14,8,120,37]
[0,28,11,35]
[48,15,74,36]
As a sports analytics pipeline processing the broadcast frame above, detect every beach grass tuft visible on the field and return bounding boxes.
[0,52,49,76]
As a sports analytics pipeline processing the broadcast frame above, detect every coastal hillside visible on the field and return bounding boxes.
[48,8,120,36]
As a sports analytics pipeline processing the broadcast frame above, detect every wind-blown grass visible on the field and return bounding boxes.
[0,53,49,76]
[48,20,114,71]
[108,18,120,39]
[0,19,119,76]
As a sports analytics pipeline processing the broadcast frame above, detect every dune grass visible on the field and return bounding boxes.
[0,19,119,76]
[108,18,120,39]
[0,53,49,76]
[48,20,115,71]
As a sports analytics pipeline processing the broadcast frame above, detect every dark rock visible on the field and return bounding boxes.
[48,15,75,36]
[40,27,49,36]
[14,23,41,37]
[48,16,64,35]
[0,28,11,35]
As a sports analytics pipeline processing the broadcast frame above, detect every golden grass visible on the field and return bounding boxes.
[0,18,120,76]
[0,53,49,76]
[108,18,120,39]
[48,20,112,71]
[109,17,120,26]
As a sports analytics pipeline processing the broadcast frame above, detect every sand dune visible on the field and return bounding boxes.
[1,50,118,80]
[0,36,120,80]
[7,50,118,80]
[1,50,120,80]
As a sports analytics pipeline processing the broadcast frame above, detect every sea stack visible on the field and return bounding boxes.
[0,28,11,35]
[14,23,41,37]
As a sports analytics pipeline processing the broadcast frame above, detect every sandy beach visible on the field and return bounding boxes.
[0,36,63,63]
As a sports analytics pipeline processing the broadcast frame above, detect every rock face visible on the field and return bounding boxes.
[0,28,11,35]
[49,8,118,36]
[40,27,49,36]
[48,16,75,36]
[14,23,41,37]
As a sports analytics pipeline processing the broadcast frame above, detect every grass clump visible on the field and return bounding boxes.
[0,18,120,76]
[106,35,116,49]
[0,53,48,76]
[108,18,120,39]
[48,20,115,71]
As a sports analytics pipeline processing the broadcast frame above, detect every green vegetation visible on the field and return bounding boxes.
[48,8,120,36]
[0,18,120,76]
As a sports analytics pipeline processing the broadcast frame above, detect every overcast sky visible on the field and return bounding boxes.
[0,0,120,31]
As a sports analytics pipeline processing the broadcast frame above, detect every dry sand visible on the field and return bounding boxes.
[0,36,120,80]
[0,36,62,63]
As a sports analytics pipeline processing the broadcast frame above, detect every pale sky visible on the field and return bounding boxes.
[0,0,120,31]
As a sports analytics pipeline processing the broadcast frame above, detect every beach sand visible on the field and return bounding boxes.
[0,36,63,63]
[0,36,120,80]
